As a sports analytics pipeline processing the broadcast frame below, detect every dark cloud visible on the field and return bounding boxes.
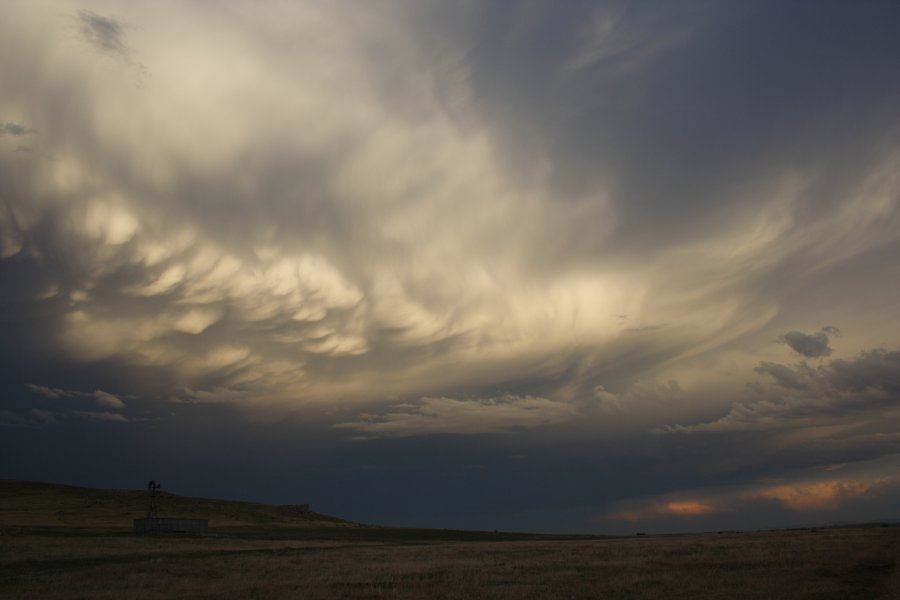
[781,329,835,358]
[829,349,900,394]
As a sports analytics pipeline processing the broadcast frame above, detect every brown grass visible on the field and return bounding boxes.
[2,527,898,599]
[1,481,897,599]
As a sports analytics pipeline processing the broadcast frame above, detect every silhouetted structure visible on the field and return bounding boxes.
[133,479,208,534]
[146,480,159,519]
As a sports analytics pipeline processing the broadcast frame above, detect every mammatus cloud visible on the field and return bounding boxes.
[334,395,576,438]
[2,2,899,418]
[780,327,839,358]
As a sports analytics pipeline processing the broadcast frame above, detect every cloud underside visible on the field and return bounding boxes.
[1,1,899,424]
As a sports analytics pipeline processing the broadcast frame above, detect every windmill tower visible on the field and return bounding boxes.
[146,480,160,519]
[133,479,207,534]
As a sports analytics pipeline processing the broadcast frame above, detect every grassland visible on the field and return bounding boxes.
[1,480,898,599]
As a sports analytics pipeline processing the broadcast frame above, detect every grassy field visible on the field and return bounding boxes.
[1,480,898,599]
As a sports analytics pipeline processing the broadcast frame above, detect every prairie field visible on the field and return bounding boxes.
[1,481,898,599]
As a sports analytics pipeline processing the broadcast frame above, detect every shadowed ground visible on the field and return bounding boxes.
[1,480,897,599]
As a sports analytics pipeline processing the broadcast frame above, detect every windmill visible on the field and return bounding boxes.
[146,480,161,519]
[134,479,207,534]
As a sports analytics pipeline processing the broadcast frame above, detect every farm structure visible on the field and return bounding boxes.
[133,479,207,535]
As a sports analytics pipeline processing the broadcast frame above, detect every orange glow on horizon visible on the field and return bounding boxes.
[664,500,716,516]
[755,478,893,511]
[610,499,718,521]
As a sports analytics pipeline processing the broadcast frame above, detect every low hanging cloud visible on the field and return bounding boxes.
[334,395,577,438]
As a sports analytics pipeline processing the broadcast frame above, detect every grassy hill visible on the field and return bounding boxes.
[0,479,575,541]
[0,479,348,529]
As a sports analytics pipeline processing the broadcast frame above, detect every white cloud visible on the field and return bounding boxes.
[93,390,125,409]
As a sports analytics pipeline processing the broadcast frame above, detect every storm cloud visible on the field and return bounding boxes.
[1,0,900,533]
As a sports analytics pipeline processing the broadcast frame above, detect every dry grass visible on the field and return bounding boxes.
[2,480,898,599]
[2,527,898,599]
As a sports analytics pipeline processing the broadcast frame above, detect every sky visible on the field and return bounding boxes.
[2,0,900,534]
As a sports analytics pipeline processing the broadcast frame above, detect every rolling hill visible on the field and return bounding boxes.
[0,479,348,529]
